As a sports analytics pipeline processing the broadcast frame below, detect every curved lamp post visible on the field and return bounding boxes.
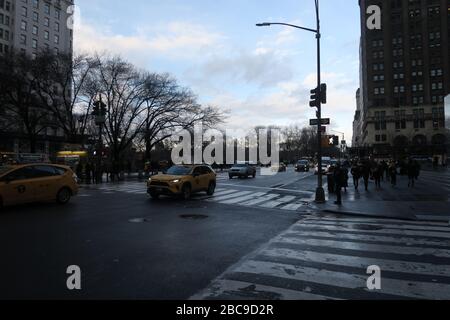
[256,0,326,203]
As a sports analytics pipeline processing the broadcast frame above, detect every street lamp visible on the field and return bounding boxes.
[257,0,326,203]
[92,95,107,184]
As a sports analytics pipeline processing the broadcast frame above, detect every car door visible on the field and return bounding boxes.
[200,166,214,188]
[0,167,37,206]
[31,165,62,201]
[192,167,203,192]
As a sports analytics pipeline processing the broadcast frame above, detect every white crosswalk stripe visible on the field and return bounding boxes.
[82,184,310,212]
[192,215,450,300]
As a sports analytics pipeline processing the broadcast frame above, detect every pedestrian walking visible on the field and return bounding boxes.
[85,162,92,185]
[389,162,397,187]
[414,160,421,181]
[407,160,417,188]
[343,166,349,193]
[76,162,83,183]
[361,160,371,191]
[372,163,382,190]
[351,163,361,190]
[333,163,346,205]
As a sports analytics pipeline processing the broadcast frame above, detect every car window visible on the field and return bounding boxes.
[166,166,192,176]
[54,167,67,176]
[32,166,58,178]
[1,167,35,181]
[193,167,203,175]
[201,166,213,174]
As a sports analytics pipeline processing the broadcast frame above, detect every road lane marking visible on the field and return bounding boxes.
[294,223,450,239]
[272,236,450,259]
[240,194,281,206]
[233,260,450,300]
[281,203,305,211]
[220,192,267,205]
[191,279,338,300]
[209,191,253,202]
[282,230,450,248]
[260,196,297,209]
[309,217,450,227]
[260,246,450,277]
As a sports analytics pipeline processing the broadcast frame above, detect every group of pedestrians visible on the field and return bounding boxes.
[330,157,422,206]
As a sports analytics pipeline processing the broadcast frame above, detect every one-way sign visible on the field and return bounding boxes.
[310,118,331,126]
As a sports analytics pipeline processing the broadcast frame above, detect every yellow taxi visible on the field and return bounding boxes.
[147,164,216,200]
[0,164,79,208]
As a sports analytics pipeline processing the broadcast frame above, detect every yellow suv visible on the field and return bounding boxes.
[0,164,79,208]
[147,165,216,200]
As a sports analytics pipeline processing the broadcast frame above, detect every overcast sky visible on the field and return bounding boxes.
[74,0,363,141]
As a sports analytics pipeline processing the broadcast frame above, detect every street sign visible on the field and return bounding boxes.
[310,118,331,126]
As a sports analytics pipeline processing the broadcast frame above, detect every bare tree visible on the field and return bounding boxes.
[33,51,100,144]
[138,73,224,161]
[0,51,48,153]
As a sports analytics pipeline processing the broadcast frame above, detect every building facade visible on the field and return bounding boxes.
[354,0,449,161]
[0,0,74,156]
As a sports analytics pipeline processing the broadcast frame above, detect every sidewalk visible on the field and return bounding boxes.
[311,173,450,222]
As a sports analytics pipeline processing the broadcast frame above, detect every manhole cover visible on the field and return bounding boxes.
[180,214,209,220]
[129,218,148,223]
[352,224,383,231]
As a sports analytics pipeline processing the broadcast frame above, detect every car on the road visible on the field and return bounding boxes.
[295,160,310,172]
[147,164,216,200]
[0,164,78,208]
[270,163,287,173]
[229,163,257,179]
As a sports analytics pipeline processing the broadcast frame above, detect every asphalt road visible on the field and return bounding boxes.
[0,167,311,300]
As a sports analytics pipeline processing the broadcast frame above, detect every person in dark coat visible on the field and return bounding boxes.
[351,163,361,191]
[407,160,416,188]
[85,162,92,185]
[333,163,346,205]
[372,163,382,189]
[389,162,397,187]
[361,160,371,191]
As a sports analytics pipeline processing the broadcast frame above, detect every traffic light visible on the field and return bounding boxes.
[320,83,327,104]
[310,83,327,107]
[310,87,320,108]
[92,100,107,116]
[332,136,339,146]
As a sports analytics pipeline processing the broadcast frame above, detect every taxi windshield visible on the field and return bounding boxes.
[166,166,192,176]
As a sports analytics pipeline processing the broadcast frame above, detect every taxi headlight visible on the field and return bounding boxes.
[172,179,180,184]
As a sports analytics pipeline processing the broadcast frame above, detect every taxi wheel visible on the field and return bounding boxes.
[206,182,216,196]
[252,172,256,178]
[56,188,72,204]
[181,184,192,200]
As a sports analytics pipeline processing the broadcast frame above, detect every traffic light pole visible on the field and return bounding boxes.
[256,0,326,203]
[314,0,326,203]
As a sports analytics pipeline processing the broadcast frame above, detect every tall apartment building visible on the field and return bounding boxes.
[0,0,74,155]
[354,0,449,161]
[0,0,73,55]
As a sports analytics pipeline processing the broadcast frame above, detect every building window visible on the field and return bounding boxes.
[413,109,425,129]
[20,34,27,45]
[395,110,406,130]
